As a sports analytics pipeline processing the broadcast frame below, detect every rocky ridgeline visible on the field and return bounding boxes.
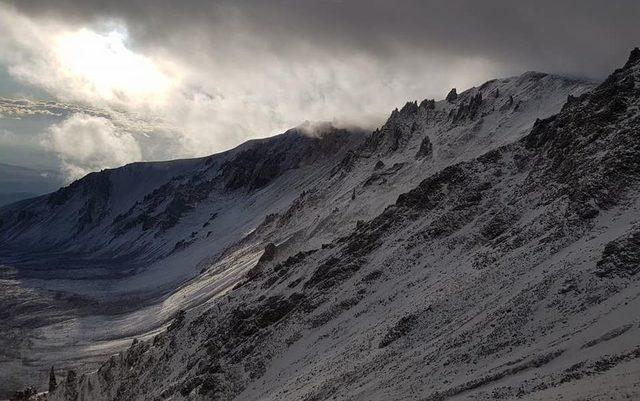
[38,49,640,400]
[0,124,365,256]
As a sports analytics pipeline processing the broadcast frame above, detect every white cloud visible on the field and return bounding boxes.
[165,49,504,158]
[42,113,142,180]
[0,6,175,110]
[0,129,19,144]
[0,3,511,177]
[53,28,174,105]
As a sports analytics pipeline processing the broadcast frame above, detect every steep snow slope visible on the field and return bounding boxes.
[0,124,365,293]
[42,50,640,401]
[0,124,366,396]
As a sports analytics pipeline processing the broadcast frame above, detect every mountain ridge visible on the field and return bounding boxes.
[0,64,617,399]
[40,49,640,401]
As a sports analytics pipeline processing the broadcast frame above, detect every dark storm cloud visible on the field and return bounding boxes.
[6,0,640,79]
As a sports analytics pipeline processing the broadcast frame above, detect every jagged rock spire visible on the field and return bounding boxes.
[415,136,433,159]
[66,369,76,386]
[419,98,436,109]
[624,47,640,67]
[446,88,458,102]
[49,366,57,392]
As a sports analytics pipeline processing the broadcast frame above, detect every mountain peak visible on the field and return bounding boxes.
[625,47,640,68]
[445,88,458,102]
[517,71,549,81]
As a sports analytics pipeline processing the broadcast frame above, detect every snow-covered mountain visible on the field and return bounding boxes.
[0,123,369,395]
[7,49,640,400]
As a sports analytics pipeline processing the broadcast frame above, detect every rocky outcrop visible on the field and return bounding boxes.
[452,91,483,122]
[446,87,458,102]
[415,136,433,159]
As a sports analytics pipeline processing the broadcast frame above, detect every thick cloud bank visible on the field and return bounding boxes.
[43,113,142,179]
[0,1,638,178]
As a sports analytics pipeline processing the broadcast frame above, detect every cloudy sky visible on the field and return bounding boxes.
[0,0,638,181]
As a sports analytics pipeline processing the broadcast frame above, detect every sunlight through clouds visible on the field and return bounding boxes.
[0,5,176,110]
[54,28,173,104]
[0,2,535,179]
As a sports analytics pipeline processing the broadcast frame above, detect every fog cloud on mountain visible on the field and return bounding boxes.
[0,0,638,179]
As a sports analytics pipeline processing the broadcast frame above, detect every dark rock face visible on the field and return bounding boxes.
[257,243,277,265]
[8,387,37,401]
[378,314,419,348]
[399,101,419,116]
[624,47,640,67]
[0,170,113,242]
[396,164,467,210]
[47,370,79,401]
[262,242,277,261]
[419,98,436,109]
[523,48,640,220]
[222,126,366,191]
[363,162,405,187]
[222,147,287,191]
[48,171,112,233]
[364,101,435,155]
[595,231,640,278]
[304,256,364,290]
[452,92,483,122]
[49,366,57,393]
[415,136,433,159]
[446,88,458,102]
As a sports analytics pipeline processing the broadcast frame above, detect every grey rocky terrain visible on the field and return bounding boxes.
[4,49,640,400]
